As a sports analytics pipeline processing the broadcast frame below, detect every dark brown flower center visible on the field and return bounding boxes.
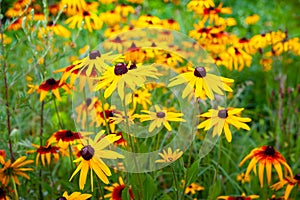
[56,197,67,200]
[235,197,245,200]
[89,50,101,59]
[218,109,228,118]
[47,21,54,26]
[128,63,137,70]
[65,130,73,137]
[81,145,94,160]
[156,111,165,118]
[114,62,128,75]
[294,174,300,180]
[194,66,206,78]
[86,98,92,107]
[46,78,57,85]
[83,11,90,16]
[264,146,275,156]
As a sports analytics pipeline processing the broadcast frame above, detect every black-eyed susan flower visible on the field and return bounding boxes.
[187,0,215,10]
[184,182,205,195]
[221,47,252,71]
[0,34,12,45]
[0,185,11,200]
[75,97,100,129]
[100,10,122,27]
[56,191,92,200]
[198,107,251,142]
[271,174,300,200]
[134,14,162,28]
[99,0,117,4]
[69,131,124,191]
[27,144,60,166]
[104,176,134,200]
[0,156,33,186]
[245,14,260,25]
[236,172,251,184]
[94,62,160,100]
[69,50,120,76]
[155,147,183,163]
[60,0,87,16]
[125,88,152,111]
[168,66,234,100]
[115,4,135,17]
[38,21,71,38]
[46,130,91,148]
[161,18,180,31]
[90,103,117,132]
[136,105,186,132]
[65,10,102,32]
[38,78,71,101]
[239,146,294,187]
[217,193,259,200]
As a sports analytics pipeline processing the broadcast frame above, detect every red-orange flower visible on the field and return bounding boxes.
[271,174,300,200]
[239,146,293,187]
[27,144,60,166]
[38,78,71,101]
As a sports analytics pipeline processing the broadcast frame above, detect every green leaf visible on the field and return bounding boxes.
[159,193,173,200]
[143,174,157,200]
[186,159,199,186]
[121,185,132,200]
[207,181,221,200]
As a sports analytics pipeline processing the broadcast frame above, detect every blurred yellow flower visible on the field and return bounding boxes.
[245,14,260,25]
[155,148,183,163]
[57,191,92,200]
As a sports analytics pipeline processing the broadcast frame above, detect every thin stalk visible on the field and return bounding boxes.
[53,96,63,128]
[122,88,144,200]
[170,165,179,200]
[96,177,105,200]
[39,101,44,200]
[215,138,222,183]
[1,20,14,161]
[11,177,19,200]
[99,91,111,134]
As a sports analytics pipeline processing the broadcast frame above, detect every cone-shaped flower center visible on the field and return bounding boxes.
[81,145,94,160]
[89,50,101,59]
[156,111,165,118]
[65,130,73,137]
[294,174,300,180]
[46,78,57,85]
[218,109,228,118]
[194,66,207,78]
[114,62,128,75]
[264,146,275,156]
[56,197,67,200]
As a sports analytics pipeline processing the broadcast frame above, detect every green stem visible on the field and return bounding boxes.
[53,96,63,128]
[170,165,179,200]
[99,91,111,134]
[39,101,44,200]
[11,177,19,200]
[215,138,222,183]
[1,20,14,161]
[122,88,144,200]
